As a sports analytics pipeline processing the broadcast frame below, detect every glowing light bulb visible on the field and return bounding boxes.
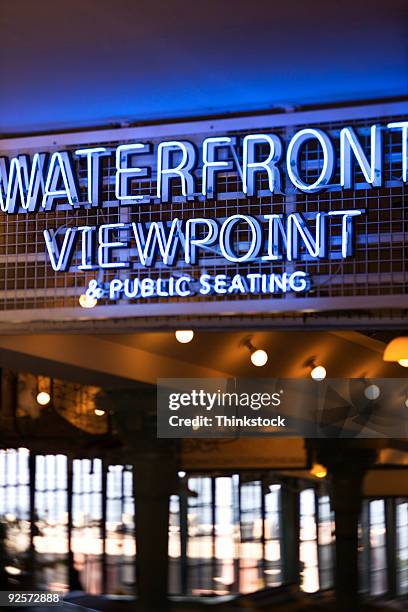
[310,463,327,479]
[311,365,327,381]
[79,293,97,308]
[175,330,194,344]
[251,349,268,367]
[398,359,408,368]
[94,408,106,417]
[36,391,51,406]
[178,471,186,478]
[5,566,21,576]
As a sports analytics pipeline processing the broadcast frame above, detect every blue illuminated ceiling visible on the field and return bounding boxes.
[0,0,407,135]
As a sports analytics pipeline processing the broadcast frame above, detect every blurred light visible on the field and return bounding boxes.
[175,330,194,344]
[5,566,21,576]
[310,463,327,479]
[311,365,327,381]
[79,293,97,308]
[384,337,408,364]
[405,398,408,409]
[364,384,381,401]
[213,576,234,585]
[251,348,268,367]
[36,391,51,406]
[178,471,186,478]
[94,408,106,416]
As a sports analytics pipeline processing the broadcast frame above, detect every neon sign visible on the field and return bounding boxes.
[1,120,406,304]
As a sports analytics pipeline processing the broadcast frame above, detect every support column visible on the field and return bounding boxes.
[312,441,378,612]
[133,445,177,612]
[102,388,179,612]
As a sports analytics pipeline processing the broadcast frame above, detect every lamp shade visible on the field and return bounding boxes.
[383,337,408,362]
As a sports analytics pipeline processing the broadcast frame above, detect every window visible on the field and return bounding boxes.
[72,459,103,594]
[168,494,182,595]
[214,476,239,594]
[180,475,283,596]
[368,499,387,596]
[105,464,136,594]
[34,454,68,591]
[239,479,263,593]
[396,499,408,595]
[264,484,282,587]
[0,448,30,572]
[0,456,342,600]
[300,488,319,593]
[187,477,213,595]
[317,495,334,590]
[0,450,137,596]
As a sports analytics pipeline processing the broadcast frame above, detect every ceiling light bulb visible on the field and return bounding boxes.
[311,365,327,381]
[36,391,51,406]
[79,293,97,308]
[175,330,194,344]
[251,349,268,367]
[398,359,408,368]
[94,408,106,417]
[310,463,327,479]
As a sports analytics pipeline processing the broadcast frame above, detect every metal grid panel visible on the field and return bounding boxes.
[0,107,406,315]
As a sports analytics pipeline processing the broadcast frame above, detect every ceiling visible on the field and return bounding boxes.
[0,330,404,386]
[0,0,407,135]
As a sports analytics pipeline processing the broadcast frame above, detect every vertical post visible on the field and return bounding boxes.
[67,456,75,591]
[237,474,242,594]
[261,478,266,588]
[101,459,108,594]
[233,475,240,595]
[280,481,300,587]
[211,477,216,593]
[179,484,189,595]
[386,497,397,598]
[315,489,322,590]
[28,451,36,585]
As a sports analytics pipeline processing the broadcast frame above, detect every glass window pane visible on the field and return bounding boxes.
[300,489,319,593]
